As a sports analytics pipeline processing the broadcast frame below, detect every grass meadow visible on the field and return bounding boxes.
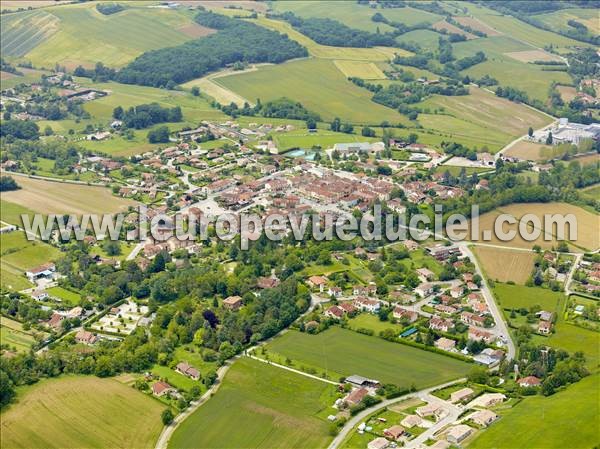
[470,373,599,449]
[0,316,46,353]
[0,375,165,449]
[264,327,471,388]
[168,357,336,449]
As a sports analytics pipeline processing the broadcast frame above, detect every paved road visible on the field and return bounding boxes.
[326,378,466,449]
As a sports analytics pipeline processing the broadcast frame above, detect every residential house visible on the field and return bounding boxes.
[353,284,377,296]
[367,437,390,449]
[450,286,464,299]
[401,414,424,428]
[383,425,405,441]
[468,327,495,344]
[393,307,418,323]
[152,381,175,397]
[47,313,64,331]
[31,290,48,301]
[223,296,243,311]
[307,275,328,292]
[538,320,552,334]
[415,283,434,298]
[461,312,487,327]
[328,286,343,298]
[344,387,369,406]
[450,387,474,404]
[446,424,473,444]
[517,376,541,388]
[435,337,456,352]
[353,297,381,313]
[75,329,98,345]
[416,268,435,282]
[257,276,280,289]
[175,362,200,381]
[470,409,498,427]
[416,403,444,419]
[429,316,454,332]
[325,305,344,320]
[469,393,506,408]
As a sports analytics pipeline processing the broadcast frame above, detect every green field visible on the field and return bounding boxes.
[396,29,443,52]
[418,86,552,151]
[274,130,378,151]
[46,286,82,306]
[494,283,600,367]
[264,327,470,388]
[347,313,405,334]
[0,200,38,228]
[532,8,599,39]
[218,58,408,125]
[0,232,60,291]
[168,357,336,449]
[469,373,600,449]
[2,2,209,68]
[0,316,44,353]
[0,375,165,449]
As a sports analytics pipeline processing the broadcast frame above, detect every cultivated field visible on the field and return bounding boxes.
[467,202,598,252]
[454,16,502,36]
[432,20,477,39]
[504,140,555,161]
[418,86,552,151]
[168,357,336,449]
[532,8,600,38]
[218,58,409,124]
[3,2,207,68]
[504,50,564,63]
[333,60,386,79]
[0,376,165,449]
[0,316,46,353]
[182,70,253,107]
[556,85,578,102]
[470,373,599,449]
[264,327,471,388]
[395,29,442,52]
[472,245,536,284]
[1,176,137,216]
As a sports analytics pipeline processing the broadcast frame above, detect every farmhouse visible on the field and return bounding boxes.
[470,409,498,427]
[152,381,175,397]
[450,387,474,403]
[175,362,200,381]
[344,387,369,406]
[446,424,473,444]
[223,296,243,311]
[25,263,56,281]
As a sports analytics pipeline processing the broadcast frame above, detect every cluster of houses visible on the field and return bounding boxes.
[572,258,600,296]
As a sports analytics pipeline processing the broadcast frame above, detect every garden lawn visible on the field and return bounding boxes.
[168,357,336,449]
[265,327,470,388]
[0,375,165,449]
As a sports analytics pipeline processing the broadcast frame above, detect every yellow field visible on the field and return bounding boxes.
[472,245,536,284]
[1,376,165,449]
[556,85,578,102]
[251,17,408,61]
[504,140,554,161]
[572,153,599,167]
[1,176,137,216]
[182,67,258,106]
[333,60,386,79]
[468,203,598,252]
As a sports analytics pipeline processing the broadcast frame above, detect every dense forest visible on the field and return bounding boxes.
[0,120,39,141]
[116,10,307,87]
[95,2,125,15]
[275,12,397,47]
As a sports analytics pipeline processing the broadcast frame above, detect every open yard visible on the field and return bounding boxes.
[470,373,599,449]
[0,375,165,449]
[472,245,536,284]
[418,86,552,151]
[264,327,471,389]
[1,176,137,216]
[218,58,408,125]
[168,357,336,449]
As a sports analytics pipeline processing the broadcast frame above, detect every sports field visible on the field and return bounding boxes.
[418,86,552,151]
[218,58,408,124]
[1,176,137,216]
[168,357,336,449]
[470,373,599,449]
[472,245,536,284]
[264,327,471,388]
[0,375,165,449]
[3,2,208,68]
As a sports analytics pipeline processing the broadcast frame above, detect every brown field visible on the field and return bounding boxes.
[504,50,564,63]
[454,16,502,36]
[504,140,554,161]
[571,153,599,167]
[556,85,578,102]
[177,23,216,38]
[472,245,536,284]
[432,20,477,39]
[1,176,137,216]
[0,71,17,80]
[468,203,598,252]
